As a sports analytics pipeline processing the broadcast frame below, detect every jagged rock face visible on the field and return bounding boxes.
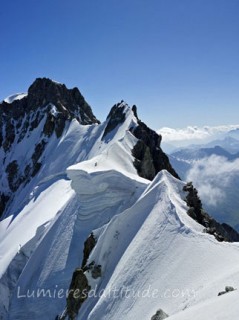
[0,194,10,217]
[81,233,96,269]
[183,182,239,242]
[27,78,99,124]
[65,268,90,320]
[0,78,99,218]
[130,107,180,181]
[102,101,126,140]
[102,103,180,181]
[63,233,100,319]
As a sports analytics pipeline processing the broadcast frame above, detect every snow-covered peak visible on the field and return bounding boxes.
[101,101,138,141]
[50,79,63,85]
[3,93,27,104]
[2,79,239,320]
[77,168,239,320]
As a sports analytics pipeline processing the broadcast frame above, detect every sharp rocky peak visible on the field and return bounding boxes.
[102,101,180,181]
[0,79,99,217]
[130,113,180,181]
[27,78,99,124]
[101,100,130,139]
[1,78,99,125]
[0,78,100,154]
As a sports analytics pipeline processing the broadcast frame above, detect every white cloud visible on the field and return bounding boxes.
[186,155,239,207]
[157,125,239,145]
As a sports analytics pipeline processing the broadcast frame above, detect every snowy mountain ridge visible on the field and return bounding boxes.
[1,78,239,320]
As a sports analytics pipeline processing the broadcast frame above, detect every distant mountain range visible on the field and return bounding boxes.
[171,145,239,162]
[158,125,239,153]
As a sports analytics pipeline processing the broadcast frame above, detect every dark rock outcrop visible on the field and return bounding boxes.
[102,102,179,181]
[183,182,239,242]
[61,233,100,319]
[132,141,156,180]
[85,261,102,279]
[218,286,236,296]
[183,182,203,223]
[27,78,99,124]
[91,264,102,279]
[65,268,90,320]
[0,194,10,217]
[6,160,20,192]
[151,309,169,320]
[81,232,96,269]
[102,101,126,140]
[130,106,180,181]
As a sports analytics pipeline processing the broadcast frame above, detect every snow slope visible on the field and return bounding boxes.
[2,152,239,319]
[0,178,74,317]
[0,101,147,318]
[3,133,239,319]
[78,170,239,320]
[6,164,147,319]
[1,102,139,220]
[169,289,239,320]
[1,93,239,320]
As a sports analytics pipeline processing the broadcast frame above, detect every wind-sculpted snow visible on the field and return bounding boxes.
[3,93,28,104]
[3,167,239,320]
[0,95,144,318]
[6,166,147,319]
[77,171,239,320]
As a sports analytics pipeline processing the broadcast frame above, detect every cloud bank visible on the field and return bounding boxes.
[186,155,239,207]
[158,125,239,143]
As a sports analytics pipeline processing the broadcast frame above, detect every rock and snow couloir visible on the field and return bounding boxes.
[0,78,239,320]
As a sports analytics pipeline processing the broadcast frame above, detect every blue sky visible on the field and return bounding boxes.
[1,0,239,129]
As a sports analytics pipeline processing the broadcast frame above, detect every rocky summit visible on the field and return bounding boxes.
[0,78,99,218]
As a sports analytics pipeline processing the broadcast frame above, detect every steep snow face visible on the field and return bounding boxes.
[0,98,139,220]
[6,102,139,219]
[0,178,74,318]
[0,100,139,274]
[6,166,147,319]
[0,178,74,277]
[3,156,239,319]
[0,118,98,219]
[77,171,239,320]
[0,97,149,318]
